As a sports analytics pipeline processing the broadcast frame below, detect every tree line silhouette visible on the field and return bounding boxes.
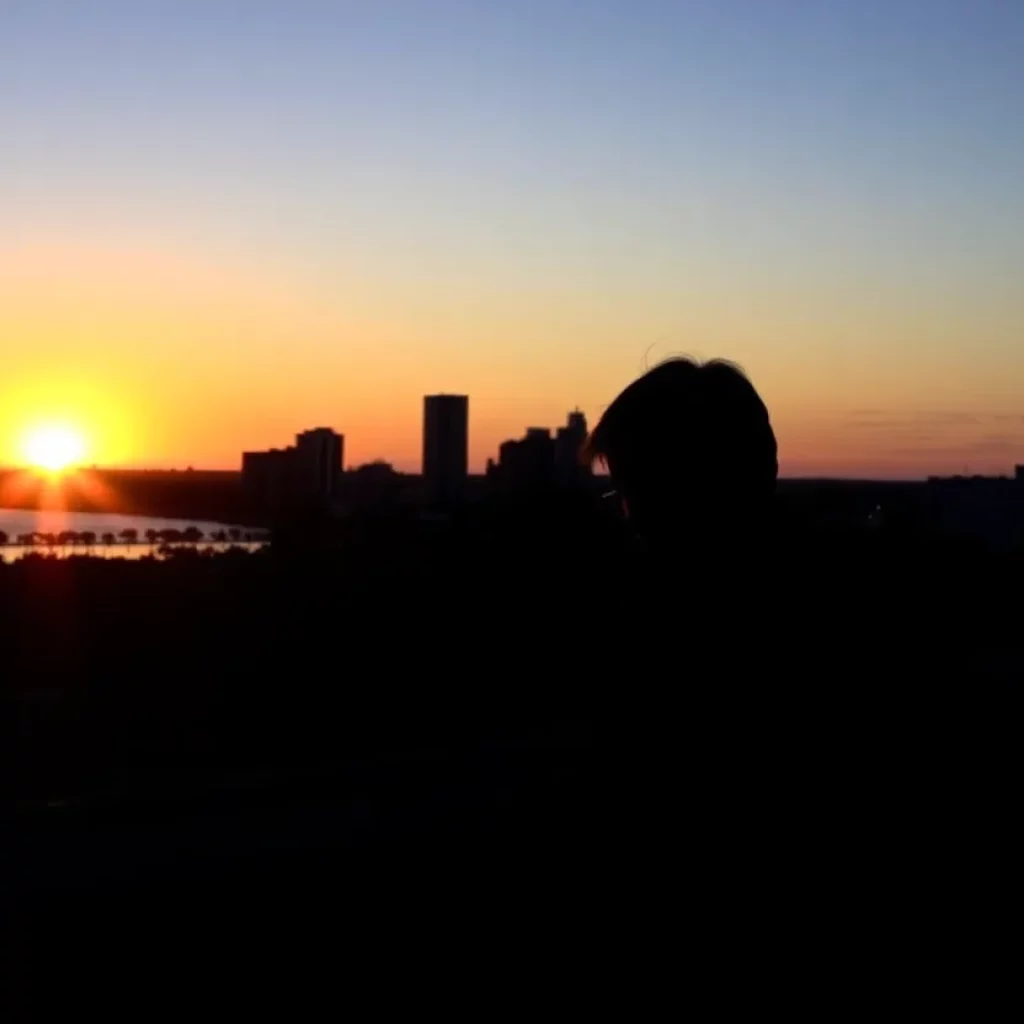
[0,525,265,554]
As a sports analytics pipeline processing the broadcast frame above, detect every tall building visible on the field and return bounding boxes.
[295,428,344,499]
[555,409,589,481]
[242,448,294,513]
[423,395,468,502]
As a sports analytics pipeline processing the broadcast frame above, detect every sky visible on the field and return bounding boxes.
[2,0,1023,477]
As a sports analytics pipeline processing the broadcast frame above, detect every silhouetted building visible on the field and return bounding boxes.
[242,448,294,514]
[491,428,549,492]
[423,395,468,503]
[242,427,344,516]
[490,411,591,494]
[342,461,408,511]
[555,409,589,485]
[295,428,344,500]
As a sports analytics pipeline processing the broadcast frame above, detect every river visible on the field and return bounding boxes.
[0,508,265,561]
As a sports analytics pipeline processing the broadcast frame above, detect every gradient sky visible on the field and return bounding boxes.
[2,0,1023,476]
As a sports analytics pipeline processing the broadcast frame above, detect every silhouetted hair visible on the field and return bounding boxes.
[584,357,777,537]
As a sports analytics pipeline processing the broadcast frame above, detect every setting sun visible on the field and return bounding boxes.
[20,424,88,473]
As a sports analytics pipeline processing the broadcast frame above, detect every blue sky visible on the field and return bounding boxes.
[2,0,1022,474]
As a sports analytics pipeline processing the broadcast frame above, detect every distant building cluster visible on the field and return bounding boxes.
[240,404,1024,549]
[242,428,344,514]
[487,410,591,492]
[241,395,595,519]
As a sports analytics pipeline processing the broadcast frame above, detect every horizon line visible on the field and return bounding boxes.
[0,463,993,485]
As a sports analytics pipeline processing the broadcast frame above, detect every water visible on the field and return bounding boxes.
[0,508,265,561]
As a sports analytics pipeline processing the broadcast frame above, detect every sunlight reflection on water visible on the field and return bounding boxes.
[0,508,267,562]
[0,542,266,563]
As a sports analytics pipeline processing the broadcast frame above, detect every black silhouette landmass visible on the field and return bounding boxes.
[0,470,1018,996]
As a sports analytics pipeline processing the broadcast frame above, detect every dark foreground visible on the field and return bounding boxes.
[1,504,1017,991]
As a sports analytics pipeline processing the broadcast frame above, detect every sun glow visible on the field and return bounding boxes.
[19,424,88,473]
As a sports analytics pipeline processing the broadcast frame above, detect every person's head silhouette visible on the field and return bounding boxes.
[584,358,777,549]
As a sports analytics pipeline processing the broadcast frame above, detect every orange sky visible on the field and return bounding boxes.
[1,233,1022,479]
[4,2,1024,480]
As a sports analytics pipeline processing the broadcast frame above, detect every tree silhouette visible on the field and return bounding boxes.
[80,531,97,551]
[17,533,35,548]
[101,532,117,549]
[40,532,58,554]
[0,530,8,547]
[145,528,160,547]
[211,529,228,544]
[119,528,139,546]
[228,528,242,543]
[182,526,204,545]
